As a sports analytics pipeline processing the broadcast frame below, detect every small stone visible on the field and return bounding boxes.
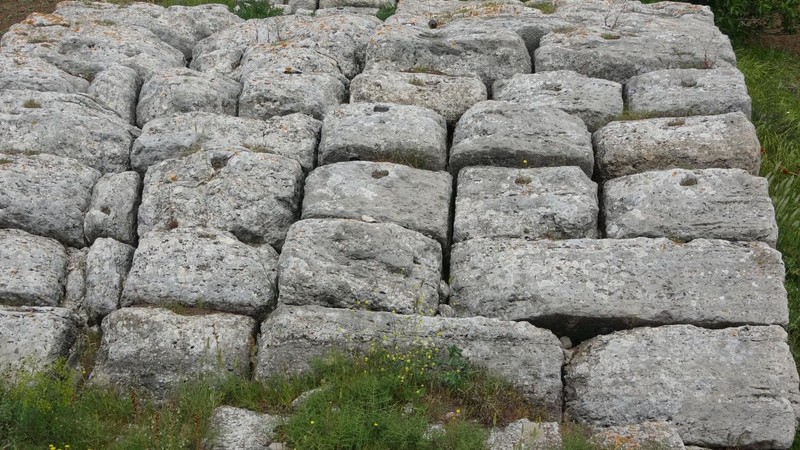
[208,406,283,450]
[559,336,573,349]
[486,420,562,450]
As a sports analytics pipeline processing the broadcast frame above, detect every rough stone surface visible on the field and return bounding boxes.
[565,325,800,449]
[365,23,531,90]
[131,112,321,173]
[136,68,241,127]
[591,422,685,450]
[594,112,761,179]
[0,54,89,93]
[0,89,139,173]
[138,150,303,249]
[238,71,346,121]
[624,68,752,118]
[232,44,349,85]
[493,71,623,132]
[64,248,87,311]
[278,219,442,315]
[84,171,141,246]
[0,153,101,248]
[454,166,598,242]
[302,161,452,246]
[450,238,788,338]
[122,229,279,317]
[486,420,562,450]
[87,65,141,125]
[84,238,135,324]
[450,101,593,176]
[256,305,564,415]
[604,169,778,246]
[318,103,448,171]
[350,70,487,126]
[0,306,80,376]
[93,307,256,396]
[209,406,283,450]
[0,229,67,308]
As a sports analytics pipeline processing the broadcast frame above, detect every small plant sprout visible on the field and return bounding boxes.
[516,159,532,185]
[22,99,41,108]
[376,3,397,21]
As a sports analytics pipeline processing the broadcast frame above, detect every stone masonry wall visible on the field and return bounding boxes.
[0,0,797,448]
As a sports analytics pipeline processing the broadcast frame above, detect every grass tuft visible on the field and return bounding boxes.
[376,3,397,21]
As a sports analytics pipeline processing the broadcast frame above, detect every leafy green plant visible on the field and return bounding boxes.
[524,1,557,13]
[154,0,284,19]
[376,3,397,21]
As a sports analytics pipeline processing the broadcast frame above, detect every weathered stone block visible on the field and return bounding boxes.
[84,238,135,324]
[604,169,778,246]
[0,306,80,376]
[565,325,800,449]
[87,65,141,125]
[318,103,448,171]
[209,406,283,450]
[84,171,141,246]
[278,219,442,315]
[239,72,346,121]
[0,54,88,93]
[591,422,685,450]
[0,229,66,307]
[486,420,562,450]
[454,166,598,242]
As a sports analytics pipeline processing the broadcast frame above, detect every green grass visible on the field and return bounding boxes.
[735,41,800,449]
[149,0,284,18]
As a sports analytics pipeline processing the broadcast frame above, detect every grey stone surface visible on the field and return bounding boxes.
[565,325,800,449]
[450,238,788,338]
[454,166,598,242]
[64,247,88,311]
[604,169,778,246]
[84,238,135,324]
[320,0,392,8]
[0,89,139,173]
[350,70,487,126]
[256,305,564,415]
[594,112,761,179]
[131,111,321,173]
[0,153,101,248]
[302,161,452,246]
[624,68,752,119]
[278,219,442,315]
[239,71,346,121]
[138,150,303,249]
[136,68,241,127]
[87,65,141,125]
[122,229,279,317]
[0,54,89,93]
[84,171,141,246]
[486,420,562,450]
[209,406,283,450]
[0,229,66,308]
[591,422,685,450]
[0,306,80,376]
[232,43,349,86]
[191,14,381,80]
[450,101,593,176]
[1,13,186,79]
[93,307,256,396]
[365,23,531,90]
[493,71,623,131]
[318,103,448,171]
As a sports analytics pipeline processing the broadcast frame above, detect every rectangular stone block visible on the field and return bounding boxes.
[0,306,80,378]
[0,229,66,307]
[449,238,788,338]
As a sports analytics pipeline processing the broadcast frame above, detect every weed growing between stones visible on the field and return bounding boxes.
[154,0,283,19]
[376,3,397,21]
[524,1,557,14]
[22,99,41,108]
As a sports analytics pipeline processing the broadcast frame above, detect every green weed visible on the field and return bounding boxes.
[153,0,284,19]
[376,3,397,21]
[524,1,557,14]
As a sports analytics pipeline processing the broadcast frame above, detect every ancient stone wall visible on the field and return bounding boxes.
[0,0,797,448]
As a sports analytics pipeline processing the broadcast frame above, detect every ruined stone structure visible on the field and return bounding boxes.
[0,0,797,448]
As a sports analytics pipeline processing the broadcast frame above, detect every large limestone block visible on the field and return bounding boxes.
[493,71,623,132]
[565,325,800,449]
[318,103,448,171]
[136,68,241,127]
[0,153,101,248]
[238,72,346,121]
[233,44,349,85]
[0,306,80,376]
[84,171,141,246]
[604,169,778,246]
[450,101,593,176]
[122,229,279,317]
[209,406,283,450]
[450,238,788,338]
[454,166,598,243]
[54,1,242,59]
[191,14,381,79]
[0,89,139,173]
[93,307,256,396]
[350,70,487,126]
[87,65,141,125]
[0,229,67,307]
[84,238,135,324]
[591,422,685,450]
[1,14,186,79]
[594,112,761,179]
[131,112,320,173]
[303,162,452,246]
[624,68,752,118]
[256,305,564,415]
[278,219,442,315]
[138,150,303,249]
[365,23,531,90]
[0,54,89,93]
